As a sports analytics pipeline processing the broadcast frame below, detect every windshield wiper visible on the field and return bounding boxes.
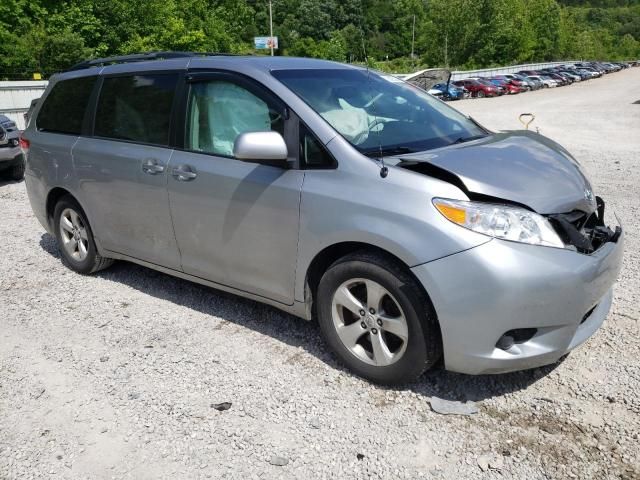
[450,134,486,145]
[362,146,416,157]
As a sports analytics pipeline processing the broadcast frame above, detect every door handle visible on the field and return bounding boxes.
[142,158,165,174]
[172,165,197,181]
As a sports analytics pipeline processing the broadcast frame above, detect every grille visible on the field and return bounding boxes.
[546,197,620,254]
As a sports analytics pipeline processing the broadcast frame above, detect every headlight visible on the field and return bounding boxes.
[433,198,565,248]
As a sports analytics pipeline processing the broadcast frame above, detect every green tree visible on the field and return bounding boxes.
[526,0,562,60]
[1,0,639,79]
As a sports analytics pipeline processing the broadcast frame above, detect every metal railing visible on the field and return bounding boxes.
[449,61,581,80]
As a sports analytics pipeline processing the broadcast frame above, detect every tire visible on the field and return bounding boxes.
[53,196,114,274]
[316,251,442,385]
[8,158,24,181]
[476,90,485,98]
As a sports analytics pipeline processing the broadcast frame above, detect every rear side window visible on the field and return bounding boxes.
[95,74,178,146]
[37,76,96,135]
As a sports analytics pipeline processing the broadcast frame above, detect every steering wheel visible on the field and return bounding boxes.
[368,117,386,131]
[270,113,283,126]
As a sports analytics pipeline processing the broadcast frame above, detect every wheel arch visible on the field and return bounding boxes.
[46,187,75,230]
[303,241,438,324]
[45,187,96,240]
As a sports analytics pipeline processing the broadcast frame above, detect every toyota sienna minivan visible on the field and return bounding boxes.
[22,53,623,385]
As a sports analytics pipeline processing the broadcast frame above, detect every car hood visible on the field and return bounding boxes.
[402,68,451,92]
[393,131,597,214]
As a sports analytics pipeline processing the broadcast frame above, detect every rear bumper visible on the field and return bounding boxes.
[24,172,50,233]
[412,225,624,375]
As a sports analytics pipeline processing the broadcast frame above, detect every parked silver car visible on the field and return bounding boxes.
[22,53,623,384]
[0,115,24,180]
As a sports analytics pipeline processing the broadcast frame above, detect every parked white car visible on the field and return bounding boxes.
[527,75,558,88]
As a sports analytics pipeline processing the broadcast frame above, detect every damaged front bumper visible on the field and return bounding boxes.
[412,216,623,375]
[547,196,622,254]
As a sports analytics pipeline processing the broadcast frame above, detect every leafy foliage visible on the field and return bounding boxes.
[0,0,638,79]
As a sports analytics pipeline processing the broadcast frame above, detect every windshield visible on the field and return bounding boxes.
[272,68,486,154]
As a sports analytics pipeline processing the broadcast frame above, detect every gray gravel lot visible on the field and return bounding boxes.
[1,68,639,480]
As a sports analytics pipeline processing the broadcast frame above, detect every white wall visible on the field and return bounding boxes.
[0,81,48,130]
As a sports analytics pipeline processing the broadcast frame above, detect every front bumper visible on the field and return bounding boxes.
[412,225,624,374]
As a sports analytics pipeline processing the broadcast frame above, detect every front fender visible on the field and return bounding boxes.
[294,157,490,302]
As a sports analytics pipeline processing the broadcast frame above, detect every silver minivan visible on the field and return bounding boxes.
[22,53,623,385]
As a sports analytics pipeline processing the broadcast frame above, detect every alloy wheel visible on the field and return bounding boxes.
[331,278,409,366]
[59,208,89,262]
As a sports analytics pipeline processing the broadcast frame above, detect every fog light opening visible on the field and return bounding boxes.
[496,328,538,351]
[581,305,597,325]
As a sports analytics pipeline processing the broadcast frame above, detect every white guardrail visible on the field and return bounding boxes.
[0,61,581,131]
[0,81,48,130]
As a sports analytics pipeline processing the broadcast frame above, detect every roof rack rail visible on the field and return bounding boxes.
[67,51,244,71]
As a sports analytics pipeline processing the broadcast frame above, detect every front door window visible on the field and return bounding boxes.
[186,81,284,157]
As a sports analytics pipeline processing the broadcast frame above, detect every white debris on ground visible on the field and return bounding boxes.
[1,68,639,479]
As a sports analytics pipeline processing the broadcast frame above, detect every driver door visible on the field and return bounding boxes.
[167,72,304,305]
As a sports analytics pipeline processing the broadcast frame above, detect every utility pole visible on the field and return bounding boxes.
[444,32,448,68]
[269,0,274,57]
[411,14,416,67]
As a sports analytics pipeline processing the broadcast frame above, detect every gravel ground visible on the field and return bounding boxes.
[1,68,639,480]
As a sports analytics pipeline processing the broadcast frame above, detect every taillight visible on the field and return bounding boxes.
[19,134,30,153]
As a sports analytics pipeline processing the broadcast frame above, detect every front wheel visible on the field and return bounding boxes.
[476,90,485,98]
[316,252,441,385]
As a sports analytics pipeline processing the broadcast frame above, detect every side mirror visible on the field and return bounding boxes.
[233,131,289,168]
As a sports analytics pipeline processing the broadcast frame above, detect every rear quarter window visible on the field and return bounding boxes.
[37,76,97,135]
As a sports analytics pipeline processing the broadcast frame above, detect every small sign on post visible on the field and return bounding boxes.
[33,73,42,80]
[254,36,278,51]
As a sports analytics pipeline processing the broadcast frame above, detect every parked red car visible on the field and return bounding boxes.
[487,77,525,94]
[453,79,499,98]
[493,75,530,91]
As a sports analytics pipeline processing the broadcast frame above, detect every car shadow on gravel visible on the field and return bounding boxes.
[39,232,563,402]
[0,178,24,187]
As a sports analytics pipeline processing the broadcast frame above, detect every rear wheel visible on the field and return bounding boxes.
[316,252,441,385]
[476,90,485,98]
[53,196,114,274]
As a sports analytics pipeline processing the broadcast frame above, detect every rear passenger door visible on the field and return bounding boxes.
[166,72,304,304]
[73,73,182,269]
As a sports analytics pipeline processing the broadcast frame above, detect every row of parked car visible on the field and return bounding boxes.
[428,61,636,100]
